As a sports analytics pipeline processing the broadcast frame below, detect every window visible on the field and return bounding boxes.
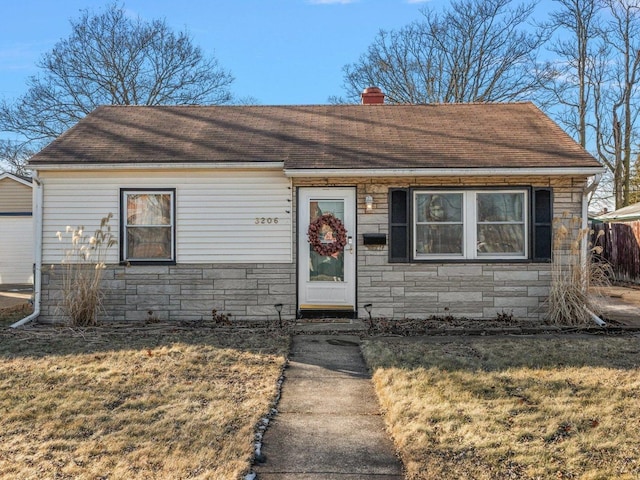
[415,192,464,256]
[390,187,552,262]
[476,192,526,257]
[414,189,526,260]
[121,189,175,263]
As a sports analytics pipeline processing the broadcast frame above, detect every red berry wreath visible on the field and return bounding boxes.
[307,213,348,256]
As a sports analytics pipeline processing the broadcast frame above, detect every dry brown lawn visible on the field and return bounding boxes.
[0,325,288,479]
[362,334,640,480]
[0,302,33,327]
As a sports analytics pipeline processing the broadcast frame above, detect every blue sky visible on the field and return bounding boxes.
[0,0,448,106]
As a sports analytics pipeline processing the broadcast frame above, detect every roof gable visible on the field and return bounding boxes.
[28,103,601,172]
[0,172,33,187]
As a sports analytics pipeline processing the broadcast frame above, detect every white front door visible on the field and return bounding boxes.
[298,187,356,312]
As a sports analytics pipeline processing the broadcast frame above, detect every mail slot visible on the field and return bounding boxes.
[363,233,387,246]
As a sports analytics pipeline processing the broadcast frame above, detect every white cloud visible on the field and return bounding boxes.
[307,0,358,4]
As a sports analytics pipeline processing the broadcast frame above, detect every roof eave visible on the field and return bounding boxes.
[595,214,640,222]
[28,164,604,177]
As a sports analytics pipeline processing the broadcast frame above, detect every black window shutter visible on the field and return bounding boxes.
[532,187,553,262]
[389,188,409,262]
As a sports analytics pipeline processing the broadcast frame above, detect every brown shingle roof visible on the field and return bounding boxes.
[28,102,601,170]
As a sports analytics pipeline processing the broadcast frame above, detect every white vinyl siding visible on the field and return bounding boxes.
[40,169,293,264]
[0,216,34,284]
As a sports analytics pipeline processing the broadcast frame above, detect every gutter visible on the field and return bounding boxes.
[11,172,43,328]
[284,167,605,178]
[29,161,285,171]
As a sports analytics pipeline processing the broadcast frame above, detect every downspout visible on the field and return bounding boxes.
[581,173,605,327]
[11,172,43,328]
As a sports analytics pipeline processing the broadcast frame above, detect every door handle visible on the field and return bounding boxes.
[347,236,353,254]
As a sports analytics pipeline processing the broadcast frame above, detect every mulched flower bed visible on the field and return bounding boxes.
[362,315,633,337]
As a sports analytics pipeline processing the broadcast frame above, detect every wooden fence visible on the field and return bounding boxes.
[591,221,640,284]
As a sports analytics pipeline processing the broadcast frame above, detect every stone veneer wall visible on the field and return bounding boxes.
[294,175,586,322]
[38,263,296,324]
[356,260,551,320]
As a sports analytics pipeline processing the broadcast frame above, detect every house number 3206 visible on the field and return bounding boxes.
[255,217,279,224]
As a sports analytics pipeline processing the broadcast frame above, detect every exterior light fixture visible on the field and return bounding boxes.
[363,303,373,320]
[365,195,374,212]
[274,303,283,328]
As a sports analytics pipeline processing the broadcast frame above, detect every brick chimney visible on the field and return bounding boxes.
[361,86,385,105]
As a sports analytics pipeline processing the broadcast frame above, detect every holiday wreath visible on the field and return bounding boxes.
[307,213,348,256]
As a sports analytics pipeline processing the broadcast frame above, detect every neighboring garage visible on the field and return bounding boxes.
[0,172,33,285]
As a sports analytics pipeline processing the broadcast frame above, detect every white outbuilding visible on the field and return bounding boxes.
[0,172,34,285]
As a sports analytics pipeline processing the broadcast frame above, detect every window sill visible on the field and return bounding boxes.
[120,260,176,266]
[395,258,535,264]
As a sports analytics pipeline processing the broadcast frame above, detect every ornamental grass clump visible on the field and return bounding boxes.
[56,213,116,326]
[546,212,611,326]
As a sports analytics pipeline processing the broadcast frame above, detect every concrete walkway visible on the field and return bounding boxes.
[253,334,404,479]
[593,286,640,327]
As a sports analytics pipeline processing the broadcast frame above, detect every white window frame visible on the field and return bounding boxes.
[121,189,175,263]
[413,189,528,261]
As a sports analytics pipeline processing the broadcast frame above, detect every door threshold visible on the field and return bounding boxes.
[298,308,357,320]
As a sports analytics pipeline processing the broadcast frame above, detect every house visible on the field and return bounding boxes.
[0,172,34,285]
[25,89,603,324]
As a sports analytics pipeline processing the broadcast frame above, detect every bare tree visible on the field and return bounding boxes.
[339,0,549,104]
[601,0,640,208]
[547,0,640,208]
[0,141,33,176]
[545,0,602,148]
[0,2,234,172]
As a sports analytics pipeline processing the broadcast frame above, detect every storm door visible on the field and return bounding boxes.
[298,187,356,312]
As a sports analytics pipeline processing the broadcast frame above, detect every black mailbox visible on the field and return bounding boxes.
[363,233,387,246]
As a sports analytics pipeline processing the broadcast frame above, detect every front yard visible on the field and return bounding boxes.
[0,325,288,479]
[362,335,640,480]
[2,311,639,480]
